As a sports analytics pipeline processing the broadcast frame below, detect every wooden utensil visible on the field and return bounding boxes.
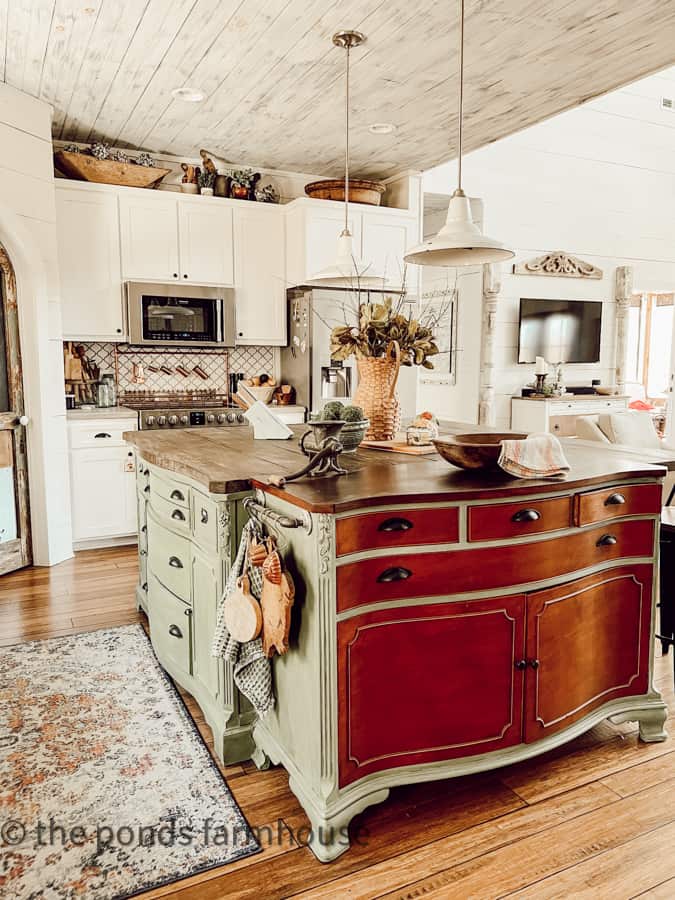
[193,365,209,380]
[176,365,190,377]
[223,574,262,642]
[260,539,295,657]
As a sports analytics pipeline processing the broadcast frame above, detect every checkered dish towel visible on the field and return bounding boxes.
[212,518,274,717]
[498,433,570,478]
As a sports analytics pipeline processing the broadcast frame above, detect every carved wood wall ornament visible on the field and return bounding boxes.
[513,252,603,279]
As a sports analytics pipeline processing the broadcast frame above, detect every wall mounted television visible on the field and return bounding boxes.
[518,298,602,364]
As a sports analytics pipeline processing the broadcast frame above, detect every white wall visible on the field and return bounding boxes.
[0,83,72,565]
[421,66,675,429]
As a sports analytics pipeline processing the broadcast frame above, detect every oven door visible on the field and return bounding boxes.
[126,282,235,346]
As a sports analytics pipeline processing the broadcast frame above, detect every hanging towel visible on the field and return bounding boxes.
[498,432,570,479]
[212,519,274,717]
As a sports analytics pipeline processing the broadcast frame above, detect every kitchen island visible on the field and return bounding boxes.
[125,425,669,861]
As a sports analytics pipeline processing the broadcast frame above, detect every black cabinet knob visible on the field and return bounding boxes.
[183,274,188,279]
[512,508,541,523]
[514,659,527,670]
[168,624,183,638]
[378,517,413,533]
[376,566,412,583]
[596,533,618,547]
[173,273,178,278]
[116,328,122,333]
[605,493,626,506]
[529,659,540,669]
[171,509,186,521]
[168,556,183,569]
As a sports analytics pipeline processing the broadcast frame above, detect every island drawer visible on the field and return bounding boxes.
[147,512,192,602]
[336,507,459,556]
[336,519,655,611]
[149,470,191,508]
[150,492,191,537]
[574,483,662,526]
[148,575,192,677]
[468,496,572,542]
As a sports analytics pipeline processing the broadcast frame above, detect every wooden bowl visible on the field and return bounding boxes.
[304,179,385,206]
[54,151,172,189]
[433,432,528,471]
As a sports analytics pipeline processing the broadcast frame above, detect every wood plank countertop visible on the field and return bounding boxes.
[124,424,669,514]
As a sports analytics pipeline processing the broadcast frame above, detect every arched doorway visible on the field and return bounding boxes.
[0,243,31,573]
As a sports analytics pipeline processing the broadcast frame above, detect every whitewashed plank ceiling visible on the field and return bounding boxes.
[1,0,675,178]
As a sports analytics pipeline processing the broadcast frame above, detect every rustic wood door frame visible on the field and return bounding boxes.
[0,243,31,574]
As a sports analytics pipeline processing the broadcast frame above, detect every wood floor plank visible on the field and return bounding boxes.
[633,875,675,898]
[600,749,675,798]
[291,782,617,900]
[508,820,675,899]
[377,778,675,900]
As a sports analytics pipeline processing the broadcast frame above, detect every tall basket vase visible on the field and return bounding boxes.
[354,341,402,441]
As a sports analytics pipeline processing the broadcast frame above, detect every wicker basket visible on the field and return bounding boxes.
[354,342,402,441]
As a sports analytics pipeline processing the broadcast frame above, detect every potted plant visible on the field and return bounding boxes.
[330,296,441,441]
[198,170,215,196]
[229,168,260,200]
[319,402,369,452]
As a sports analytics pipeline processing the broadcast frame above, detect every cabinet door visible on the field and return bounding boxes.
[191,546,221,699]
[524,565,653,743]
[70,446,138,541]
[119,193,180,281]
[234,206,286,345]
[304,207,362,283]
[178,200,234,285]
[56,187,124,340]
[337,594,526,787]
[361,212,417,288]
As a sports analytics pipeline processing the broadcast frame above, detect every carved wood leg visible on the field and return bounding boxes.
[251,745,271,771]
[608,702,669,743]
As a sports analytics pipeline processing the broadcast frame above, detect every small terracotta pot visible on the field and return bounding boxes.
[230,184,248,200]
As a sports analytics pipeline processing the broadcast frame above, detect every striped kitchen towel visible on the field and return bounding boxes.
[498,433,570,478]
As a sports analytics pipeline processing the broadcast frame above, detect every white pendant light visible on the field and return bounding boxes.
[404,0,514,268]
[307,30,383,287]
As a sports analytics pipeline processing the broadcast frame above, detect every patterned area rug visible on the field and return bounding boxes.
[0,624,259,899]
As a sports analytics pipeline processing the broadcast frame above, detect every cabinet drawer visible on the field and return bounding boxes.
[192,491,219,553]
[147,511,191,602]
[336,507,459,556]
[468,496,572,542]
[148,575,192,677]
[149,470,191,508]
[574,483,661,526]
[150,492,191,536]
[69,420,137,449]
[336,519,655,612]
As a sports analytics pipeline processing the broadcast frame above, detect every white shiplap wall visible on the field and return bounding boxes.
[421,67,675,430]
[0,82,72,565]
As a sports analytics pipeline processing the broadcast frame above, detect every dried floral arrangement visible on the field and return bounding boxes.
[329,282,451,370]
[63,142,157,167]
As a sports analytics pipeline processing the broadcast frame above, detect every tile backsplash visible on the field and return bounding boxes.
[67,342,275,397]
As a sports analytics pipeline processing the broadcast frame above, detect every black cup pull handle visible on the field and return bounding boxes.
[512,508,541,523]
[377,566,412,583]
[597,533,618,547]
[168,624,183,638]
[168,556,183,569]
[94,432,111,439]
[171,489,185,501]
[605,493,626,506]
[144,485,150,494]
[171,509,186,521]
[378,517,414,533]
[201,508,209,524]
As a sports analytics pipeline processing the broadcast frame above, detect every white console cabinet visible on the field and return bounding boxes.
[511,395,630,436]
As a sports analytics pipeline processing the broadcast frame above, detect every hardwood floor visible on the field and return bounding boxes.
[2,547,675,899]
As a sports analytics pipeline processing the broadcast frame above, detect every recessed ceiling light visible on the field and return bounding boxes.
[171,87,205,103]
[369,122,396,135]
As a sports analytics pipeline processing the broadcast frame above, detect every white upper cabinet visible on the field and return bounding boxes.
[178,201,234,285]
[361,212,419,289]
[56,185,125,341]
[233,204,286,346]
[119,192,180,282]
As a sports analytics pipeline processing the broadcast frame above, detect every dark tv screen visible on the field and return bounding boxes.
[518,298,602,364]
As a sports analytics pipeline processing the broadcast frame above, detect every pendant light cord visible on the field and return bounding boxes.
[457,0,464,193]
[343,40,351,236]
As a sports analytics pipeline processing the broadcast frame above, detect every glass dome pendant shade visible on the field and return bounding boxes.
[404,0,514,268]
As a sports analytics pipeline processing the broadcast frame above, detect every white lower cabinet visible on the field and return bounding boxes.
[68,417,138,546]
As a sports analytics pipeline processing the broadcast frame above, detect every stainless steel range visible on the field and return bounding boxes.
[121,391,248,430]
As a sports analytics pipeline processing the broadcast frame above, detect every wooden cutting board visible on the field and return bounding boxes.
[360,439,437,456]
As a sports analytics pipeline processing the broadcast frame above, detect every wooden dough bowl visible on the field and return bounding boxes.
[304,179,386,206]
[54,150,172,189]
[433,432,528,471]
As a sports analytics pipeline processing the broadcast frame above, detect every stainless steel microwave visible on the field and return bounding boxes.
[125,282,236,347]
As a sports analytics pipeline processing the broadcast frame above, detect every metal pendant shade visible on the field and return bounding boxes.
[307,30,383,287]
[404,0,513,268]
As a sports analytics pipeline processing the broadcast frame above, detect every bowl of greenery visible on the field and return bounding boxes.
[316,401,369,453]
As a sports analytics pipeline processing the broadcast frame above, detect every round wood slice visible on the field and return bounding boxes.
[224,574,262,642]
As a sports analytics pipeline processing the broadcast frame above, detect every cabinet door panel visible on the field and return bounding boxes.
[69,447,137,541]
[234,206,285,345]
[304,208,361,282]
[56,187,124,340]
[178,201,234,285]
[361,212,417,288]
[191,547,221,699]
[338,595,526,787]
[119,194,179,281]
[524,565,653,742]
